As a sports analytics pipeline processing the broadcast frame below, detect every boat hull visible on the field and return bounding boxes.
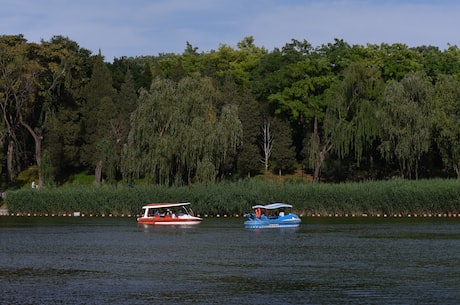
[244,216,301,229]
[137,216,202,225]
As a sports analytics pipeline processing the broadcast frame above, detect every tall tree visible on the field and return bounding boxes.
[259,40,335,181]
[237,96,263,177]
[202,36,266,87]
[324,63,383,171]
[378,71,433,179]
[378,43,423,81]
[115,70,138,148]
[432,74,460,178]
[0,35,34,182]
[271,117,297,175]
[43,36,93,182]
[0,35,81,186]
[80,53,117,184]
[122,74,242,185]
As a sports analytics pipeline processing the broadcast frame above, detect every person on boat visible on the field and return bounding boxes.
[255,208,262,219]
[164,209,174,218]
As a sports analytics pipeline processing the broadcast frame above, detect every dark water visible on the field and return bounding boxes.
[1,216,459,305]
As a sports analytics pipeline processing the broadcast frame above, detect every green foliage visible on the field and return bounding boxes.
[236,92,263,176]
[432,74,460,178]
[378,43,423,81]
[80,54,118,178]
[5,35,460,186]
[5,179,460,216]
[67,173,94,186]
[122,74,242,185]
[325,62,383,164]
[271,118,297,174]
[202,36,266,87]
[378,71,433,178]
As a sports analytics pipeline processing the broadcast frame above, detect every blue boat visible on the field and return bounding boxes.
[244,203,301,228]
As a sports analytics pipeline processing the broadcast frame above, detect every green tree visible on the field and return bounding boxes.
[271,117,297,175]
[80,53,117,184]
[378,43,423,81]
[43,36,93,182]
[122,74,242,185]
[0,35,82,187]
[109,56,152,91]
[432,74,460,178]
[378,71,433,179]
[236,93,263,177]
[0,35,33,182]
[324,63,383,171]
[202,36,266,87]
[115,69,138,142]
[45,106,82,179]
[416,45,460,80]
[256,40,335,182]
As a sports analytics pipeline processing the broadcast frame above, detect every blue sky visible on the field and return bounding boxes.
[2,0,460,61]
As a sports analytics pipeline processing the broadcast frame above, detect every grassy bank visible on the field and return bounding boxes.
[4,178,460,216]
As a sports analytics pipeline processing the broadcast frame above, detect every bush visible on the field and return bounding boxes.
[5,178,460,216]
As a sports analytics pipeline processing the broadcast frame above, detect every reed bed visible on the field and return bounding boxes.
[4,179,460,216]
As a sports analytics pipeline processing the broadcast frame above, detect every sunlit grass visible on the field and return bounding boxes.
[5,178,460,216]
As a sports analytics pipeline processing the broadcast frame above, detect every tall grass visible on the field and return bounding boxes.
[5,178,460,216]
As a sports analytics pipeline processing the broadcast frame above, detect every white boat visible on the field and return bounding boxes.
[245,203,301,228]
[137,202,202,225]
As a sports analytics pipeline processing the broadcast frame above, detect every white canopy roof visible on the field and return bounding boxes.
[251,203,293,210]
[142,202,191,209]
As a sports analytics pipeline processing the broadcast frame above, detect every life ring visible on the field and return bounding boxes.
[255,208,262,219]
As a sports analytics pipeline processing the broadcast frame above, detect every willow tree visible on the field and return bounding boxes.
[122,74,242,186]
[378,71,433,179]
[432,74,460,178]
[324,62,383,180]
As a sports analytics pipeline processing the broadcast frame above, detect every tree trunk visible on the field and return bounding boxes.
[95,160,103,185]
[7,139,15,182]
[19,119,44,187]
[311,114,332,183]
[313,154,322,183]
[32,137,44,187]
[261,120,273,173]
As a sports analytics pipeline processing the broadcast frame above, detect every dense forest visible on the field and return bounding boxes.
[1,34,460,189]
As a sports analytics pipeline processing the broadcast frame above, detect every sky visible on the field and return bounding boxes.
[2,0,460,61]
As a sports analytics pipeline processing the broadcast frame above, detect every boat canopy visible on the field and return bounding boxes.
[142,202,191,209]
[251,203,293,210]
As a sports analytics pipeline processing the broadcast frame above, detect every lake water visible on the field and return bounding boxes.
[0,216,459,305]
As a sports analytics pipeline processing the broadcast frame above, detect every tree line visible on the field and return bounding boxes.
[1,34,460,188]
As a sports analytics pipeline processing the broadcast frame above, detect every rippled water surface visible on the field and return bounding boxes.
[1,216,459,304]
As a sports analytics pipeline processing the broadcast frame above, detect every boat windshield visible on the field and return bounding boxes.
[182,205,194,216]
